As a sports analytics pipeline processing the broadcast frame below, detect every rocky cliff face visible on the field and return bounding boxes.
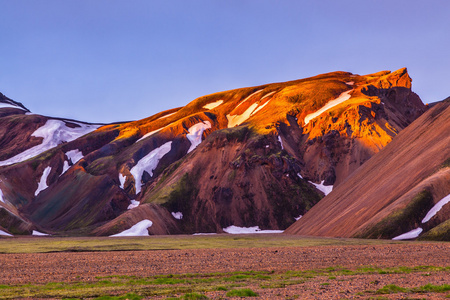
[0,68,428,237]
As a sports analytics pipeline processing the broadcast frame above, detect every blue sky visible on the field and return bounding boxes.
[1,0,449,123]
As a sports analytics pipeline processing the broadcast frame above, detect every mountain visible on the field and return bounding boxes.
[286,98,450,241]
[0,68,427,236]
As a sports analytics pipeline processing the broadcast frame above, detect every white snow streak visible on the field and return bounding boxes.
[227,103,258,128]
[65,149,84,164]
[35,166,52,196]
[171,212,183,220]
[392,227,423,240]
[304,90,352,125]
[119,173,126,189]
[309,180,333,196]
[0,102,25,110]
[130,141,172,194]
[297,173,303,179]
[60,161,70,175]
[127,200,140,210]
[203,100,223,110]
[32,230,49,236]
[295,215,302,221]
[235,89,264,110]
[0,120,99,166]
[422,193,450,223]
[0,188,5,203]
[223,225,284,234]
[278,136,284,150]
[260,91,276,100]
[186,121,211,153]
[158,112,176,119]
[193,232,217,235]
[250,100,271,116]
[110,219,153,237]
[0,229,12,236]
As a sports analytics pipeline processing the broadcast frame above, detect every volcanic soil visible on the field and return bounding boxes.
[0,238,449,299]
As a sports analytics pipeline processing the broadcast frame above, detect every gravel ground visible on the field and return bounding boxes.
[0,243,448,299]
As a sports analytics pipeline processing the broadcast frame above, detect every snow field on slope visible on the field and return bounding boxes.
[304,90,352,125]
[32,230,49,236]
[392,227,423,240]
[0,188,4,203]
[119,173,126,189]
[422,193,450,223]
[203,100,223,110]
[186,121,211,153]
[60,161,70,176]
[0,102,25,110]
[227,103,259,128]
[171,212,183,220]
[130,141,172,194]
[35,166,52,196]
[235,89,264,110]
[0,119,99,166]
[127,200,140,210]
[309,180,333,196]
[157,112,176,120]
[223,225,283,234]
[110,219,153,237]
[0,229,13,236]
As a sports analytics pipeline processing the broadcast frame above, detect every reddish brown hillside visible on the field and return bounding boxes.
[0,68,427,236]
[286,99,450,240]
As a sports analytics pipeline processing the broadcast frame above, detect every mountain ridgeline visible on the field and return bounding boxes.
[1,68,445,241]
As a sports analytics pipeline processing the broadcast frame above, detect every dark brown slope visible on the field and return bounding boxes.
[285,99,450,239]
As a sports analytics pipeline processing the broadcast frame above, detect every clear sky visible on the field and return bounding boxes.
[1,0,449,123]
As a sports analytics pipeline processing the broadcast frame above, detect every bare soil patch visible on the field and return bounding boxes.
[0,241,448,299]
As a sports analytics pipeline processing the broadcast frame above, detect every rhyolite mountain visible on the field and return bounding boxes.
[0,68,428,237]
[286,97,450,241]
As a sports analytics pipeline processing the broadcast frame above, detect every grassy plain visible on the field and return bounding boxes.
[0,233,399,254]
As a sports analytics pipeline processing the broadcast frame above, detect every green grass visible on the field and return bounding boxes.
[226,288,259,297]
[0,265,448,299]
[0,234,403,254]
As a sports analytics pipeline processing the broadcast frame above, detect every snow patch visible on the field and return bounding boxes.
[60,161,70,175]
[235,89,264,109]
[171,212,183,220]
[186,121,212,153]
[0,119,99,166]
[193,232,217,235]
[35,166,52,196]
[127,200,140,210]
[110,219,153,237]
[392,227,423,240]
[223,225,284,234]
[297,173,303,179]
[0,188,5,203]
[346,81,354,85]
[227,103,258,128]
[119,173,126,189]
[422,194,450,223]
[295,215,302,221]
[251,100,271,116]
[260,91,276,100]
[0,229,12,236]
[304,90,352,125]
[203,100,223,110]
[0,102,25,110]
[130,141,172,194]
[32,230,49,236]
[65,149,84,164]
[278,136,284,150]
[158,112,176,120]
[309,180,333,196]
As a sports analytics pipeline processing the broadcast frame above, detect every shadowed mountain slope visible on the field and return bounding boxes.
[286,98,450,240]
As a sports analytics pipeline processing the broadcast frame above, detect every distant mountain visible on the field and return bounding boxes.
[286,98,450,241]
[0,68,428,237]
